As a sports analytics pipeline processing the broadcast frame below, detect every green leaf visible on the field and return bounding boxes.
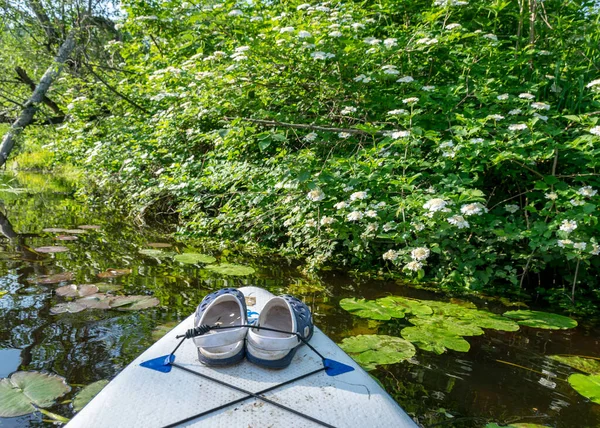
[409,315,485,337]
[109,295,160,311]
[37,407,70,423]
[139,249,167,257]
[339,335,416,371]
[339,298,407,320]
[401,325,471,354]
[567,373,600,404]
[205,263,255,276]
[502,310,577,330]
[173,253,216,264]
[548,355,600,374]
[50,302,87,314]
[73,380,109,412]
[377,296,433,317]
[0,371,71,417]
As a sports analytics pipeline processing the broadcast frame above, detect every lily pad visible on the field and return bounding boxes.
[55,284,98,298]
[549,355,600,375]
[62,229,87,234]
[340,298,409,321]
[34,246,69,254]
[377,296,433,317]
[339,335,416,371]
[32,272,74,284]
[55,235,78,241]
[109,295,160,311]
[97,268,132,278]
[78,225,101,230]
[205,263,255,276]
[50,302,87,314]
[568,373,600,404]
[147,242,172,248]
[174,253,216,264]
[139,249,166,257]
[0,371,71,417]
[503,310,578,330]
[95,283,123,293]
[401,325,471,354]
[152,321,179,341]
[77,294,113,310]
[42,228,69,233]
[73,380,109,412]
[409,315,485,337]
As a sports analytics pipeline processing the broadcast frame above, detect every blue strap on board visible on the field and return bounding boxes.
[323,358,355,376]
[140,354,175,373]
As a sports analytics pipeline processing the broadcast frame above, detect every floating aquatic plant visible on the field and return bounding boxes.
[548,355,600,375]
[73,380,109,412]
[0,371,71,417]
[401,324,471,354]
[34,246,69,253]
[31,272,74,284]
[174,253,216,264]
[339,298,409,320]
[567,374,600,405]
[205,263,255,276]
[55,284,98,298]
[503,310,578,330]
[339,334,416,371]
[146,242,172,248]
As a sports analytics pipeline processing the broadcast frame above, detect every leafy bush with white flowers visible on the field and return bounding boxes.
[51,0,600,309]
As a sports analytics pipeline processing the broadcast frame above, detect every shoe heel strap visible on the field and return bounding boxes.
[247,329,300,351]
[192,327,247,348]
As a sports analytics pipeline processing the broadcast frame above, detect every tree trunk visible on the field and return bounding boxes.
[0,32,75,168]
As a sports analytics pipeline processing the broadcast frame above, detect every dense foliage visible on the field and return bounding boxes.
[6,0,600,309]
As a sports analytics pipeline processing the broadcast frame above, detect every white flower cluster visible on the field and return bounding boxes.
[384,38,397,48]
[460,202,487,216]
[354,74,372,83]
[411,247,430,261]
[590,126,600,136]
[382,249,398,261]
[578,186,597,197]
[382,65,400,75]
[306,189,325,202]
[350,191,368,201]
[447,215,469,229]
[531,102,550,110]
[545,192,558,200]
[397,76,414,83]
[321,216,335,226]
[388,109,408,115]
[508,109,522,115]
[505,204,519,213]
[519,93,536,100]
[304,132,317,142]
[497,93,509,100]
[559,219,577,233]
[509,123,528,131]
[338,132,351,139]
[445,23,462,30]
[311,51,335,60]
[423,198,449,212]
[416,37,438,45]
[402,97,419,104]
[422,85,435,91]
[586,79,600,91]
[340,106,357,115]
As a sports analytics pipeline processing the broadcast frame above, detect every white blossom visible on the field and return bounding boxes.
[321,216,336,226]
[447,215,470,229]
[416,37,438,45]
[590,126,600,136]
[304,132,318,142]
[559,219,577,233]
[280,26,295,33]
[306,219,317,227]
[311,51,335,60]
[329,31,343,38]
[384,38,398,48]
[557,239,572,248]
[383,249,399,261]
[508,109,522,115]
[445,23,462,30]
[585,79,600,90]
[228,9,243,16]
[334,201,348,210]
[283,218,294,227]
[578,186,597,197]
[392,131,410,139]
[573,242,587,250]
[545,192,558,200]
[383,68,400,75]
[404,261,423,271]
[298,31,312,38]
[531,102,550,110]
[383,222,397,232]
[519,93,536,100]
[363,37,381,45]
[347,211,363,221]
[509,123,528,131]
[365,210,378,218]
[533,113,548,121]
[341,106,357,115]
[365,223,378,234]
[297,3,311,10]
[483,33,498,41]
[307,189,325,202]
[423,198,448,212]
[411,247,430,261]
[591,243,600,255]
[350,191,368,201]
[338,132,351,139]
[570,199,585,206]
[411,222,426,231]
[422,85,435,91]
[505,204,519,213]
[351,23,365,30]
[487,114,505,121]
[388,109,408,115]
[354,74,372,83]
[396,76,415,83]
[403,97,419,104]
[461,202,487,216]
[497,93,509,100]
[470,138,484,144]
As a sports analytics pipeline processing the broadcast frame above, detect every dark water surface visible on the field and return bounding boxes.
[1,172,599,427]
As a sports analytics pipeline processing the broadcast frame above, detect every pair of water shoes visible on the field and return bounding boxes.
[192,288,314,369]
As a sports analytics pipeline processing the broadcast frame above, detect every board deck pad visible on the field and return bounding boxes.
[67,287,417,427]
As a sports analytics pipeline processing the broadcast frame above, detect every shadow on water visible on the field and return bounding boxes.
[0,172,599,427]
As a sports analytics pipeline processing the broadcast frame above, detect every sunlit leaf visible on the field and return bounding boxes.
[567,373,600,404]
[50,302,87,314]
[109,295,160,311]
[174,253,216,264]
[0,371,71,417]
[339,335,416,371]
[205,263,255,276]
[409,315,485,337]
[548,355,600,375]
[73,380,109,412]
[55,284,98,297]
[34,246,69,253]
[503,310,577,330]
[55,235,78,241]
[401,325,471,354]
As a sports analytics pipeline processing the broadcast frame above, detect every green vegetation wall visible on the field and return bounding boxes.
[51,0,600,309]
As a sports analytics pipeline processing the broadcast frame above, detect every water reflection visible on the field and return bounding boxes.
[0,172,599,428]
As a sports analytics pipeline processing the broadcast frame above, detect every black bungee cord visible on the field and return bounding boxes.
[159,324,338,428]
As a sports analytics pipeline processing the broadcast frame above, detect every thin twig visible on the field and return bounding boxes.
[223,117,387,136]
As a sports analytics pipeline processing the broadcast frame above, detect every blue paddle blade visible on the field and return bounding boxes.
[140,354,175,373]
[323,358,355,376]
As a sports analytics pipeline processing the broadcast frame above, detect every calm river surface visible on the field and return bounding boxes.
[1,172,599,427]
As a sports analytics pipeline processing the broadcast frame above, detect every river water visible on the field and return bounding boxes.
[0,172,599,427]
